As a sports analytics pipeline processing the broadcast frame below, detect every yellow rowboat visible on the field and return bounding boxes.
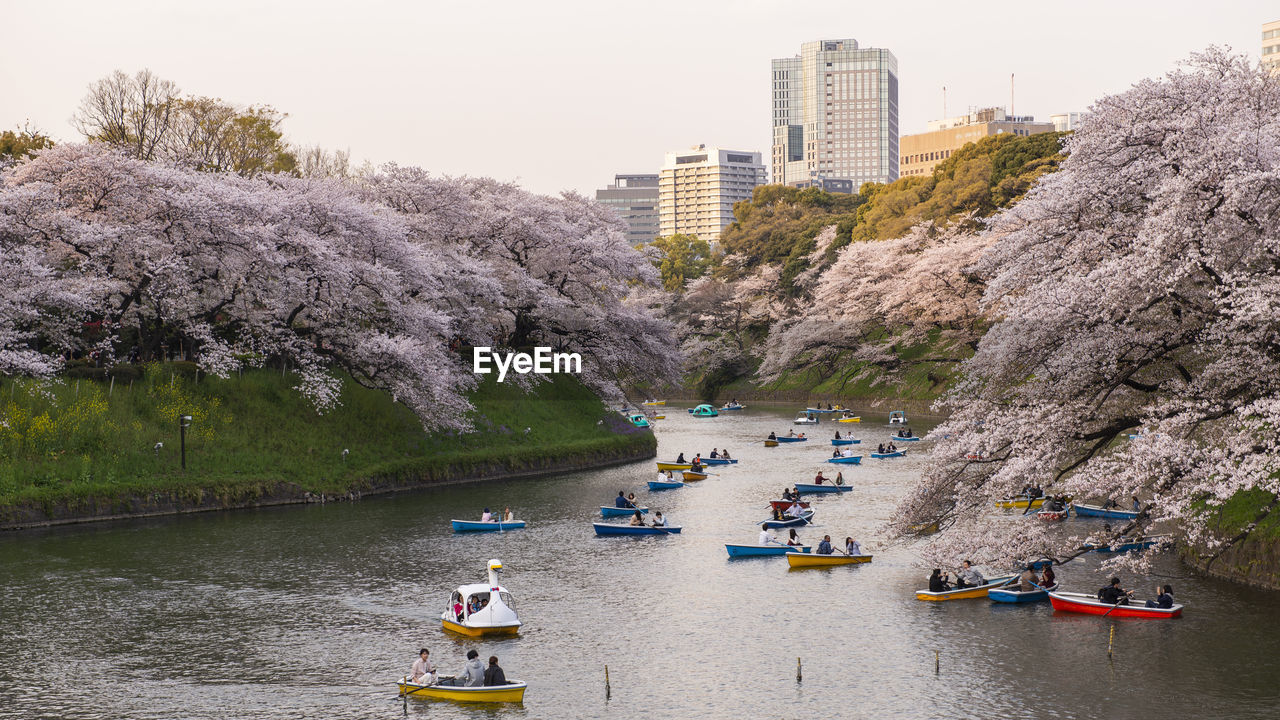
[764,440,779,447]
[657,461,694,471]
[642,400,666,406]
[915,575,1017,601]
[995,497,1046,510]
[398,678,527,703]
[653,414,666,420]
[786,552,872,568]
[682,470,708,481]
[837,416,861,423]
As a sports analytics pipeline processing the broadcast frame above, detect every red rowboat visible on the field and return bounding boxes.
[1037,508,1069,521]
[768,500,812,511]
[1048,591,1183,618]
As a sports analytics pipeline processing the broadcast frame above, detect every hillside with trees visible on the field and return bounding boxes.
[657,128,1068,401]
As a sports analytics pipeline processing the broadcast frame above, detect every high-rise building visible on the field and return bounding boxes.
[658,145,766,241]
[1264,20,1280,74]
[771,39,899,191]
[899,107,1056,178]
[595,174,660,245]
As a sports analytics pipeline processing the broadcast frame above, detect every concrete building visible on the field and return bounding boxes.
[1050,112,1081,133]
[595,174,660,245]
[658,145,766,241]
[899,107,1056,178]
[1264,20,1280,74]
[771,39,899,191]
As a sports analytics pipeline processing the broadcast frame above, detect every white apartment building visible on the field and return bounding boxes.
[658,145,766,241]
[771,38,899,190]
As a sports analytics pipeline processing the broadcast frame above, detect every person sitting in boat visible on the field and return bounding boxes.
[929,569,952,592]
[840,448,855,458]
[690,459,703,472]
[651,512,668,527]
[657,470,669,483]
[1098,577,1132,605]
[1132,496,1141,513]
[481,508,493,522]
[781,487,795,502]
[709,448,719,458]
[468,595,483,614]
[484,656,508,686]
[1019,567,1040,592]
[786,501,805,519]
[1103,498,1120,509]
[814,471,826,484]
[1029,484,1043,498]
[845,537,862,556]
[832,449,842,459]
[786,430,797,438]
[759,524,782,546]
[616,491,635,509]
[768,432,777,441]
[676,452,686,463]
[453,599,465,622]
[439,649,485,687]
[954,560,985,588]
[721,448,732,460]
[411,648,436,684]
[786,529,803,546]
[629,510,646,526]
[626,493,638,506]
[835,430,842,439]
[796,432,806,439]
[834,472,844,485]
[666,470,677,480]
[816,535,834,555]
[772,507,785,521]
[1145,584,1174,609]
[502,507,514,521]
[877,443,886,453]
[888,443,897,452]
[1040,564,1056,587]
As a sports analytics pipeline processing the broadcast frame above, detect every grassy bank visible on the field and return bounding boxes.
[0,366,653,519]
[684,328,973,408]
[1181,489,1280,589]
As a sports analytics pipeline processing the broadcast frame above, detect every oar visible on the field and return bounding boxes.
[1101,590,1135,617]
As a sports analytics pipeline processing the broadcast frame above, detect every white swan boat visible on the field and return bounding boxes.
[440,559,522,636]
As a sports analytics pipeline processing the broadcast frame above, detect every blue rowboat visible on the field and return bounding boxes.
[725,544,812,557]
[648,480,686,490]
[593,523,682,536]
[990,582,1058,604]
[1072,503,1139,520]
[761,510,814,528]
[888,436,922,442]
[831,438,861,446]
[805,407,838,413]
[720,404,746,411]
[794,483,852,494]
[701,457,739,465]
[826,455,862,465]
[452,520,527,533]
[870,451,905,459]
[601,506,648,518]
[1083,535,1169,553]
[773,436,808,443]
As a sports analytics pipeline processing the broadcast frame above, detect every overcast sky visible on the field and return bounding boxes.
[1,1,1274,195]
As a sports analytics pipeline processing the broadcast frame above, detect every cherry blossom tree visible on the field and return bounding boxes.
[892,49,1280,570]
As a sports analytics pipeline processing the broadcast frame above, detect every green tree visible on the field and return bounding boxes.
[650,234,713,291]
[0,126,54,162]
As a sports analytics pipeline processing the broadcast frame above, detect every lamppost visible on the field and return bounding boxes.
[179,415,192,470]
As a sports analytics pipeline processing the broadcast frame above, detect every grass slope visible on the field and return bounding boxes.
[0,365,651,510]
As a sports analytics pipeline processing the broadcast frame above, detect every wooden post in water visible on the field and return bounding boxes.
[1108,625,1115,659]
[935,649,940,674]
[796,657,802,683]
[604,664,610,698]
